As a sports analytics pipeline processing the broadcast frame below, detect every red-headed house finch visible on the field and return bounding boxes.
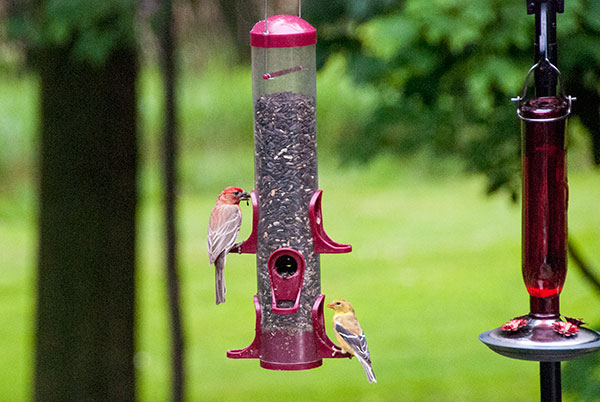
[328,299,377,383]
[207,186,250,305]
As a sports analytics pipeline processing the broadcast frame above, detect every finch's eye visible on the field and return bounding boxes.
[335,302,341,306]
[234,191,240,196]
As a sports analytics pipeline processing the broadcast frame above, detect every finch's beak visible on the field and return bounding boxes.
[327,302,335,310]
[239,191,250,205]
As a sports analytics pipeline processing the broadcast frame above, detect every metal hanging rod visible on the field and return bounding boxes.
[264,0,268,34]
[264,0,303,32]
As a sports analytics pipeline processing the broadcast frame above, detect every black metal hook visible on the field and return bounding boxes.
[525,0,564,97]
[526,0,564,15]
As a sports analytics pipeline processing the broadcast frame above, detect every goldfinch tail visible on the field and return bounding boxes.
[357,355,377,383]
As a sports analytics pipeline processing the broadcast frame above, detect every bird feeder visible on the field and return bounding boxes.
[227,11,352,370]
[479,1,600,400]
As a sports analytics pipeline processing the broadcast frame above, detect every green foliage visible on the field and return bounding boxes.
[564,341,600,401]
[7,0,136,66]
[304,0,600,196]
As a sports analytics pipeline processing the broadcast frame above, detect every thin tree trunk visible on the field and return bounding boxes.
[35,45,137,401]
[159,0,185,400]
[217,0,254,62]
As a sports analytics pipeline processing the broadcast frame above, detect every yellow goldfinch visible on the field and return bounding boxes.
[327,299,377,383]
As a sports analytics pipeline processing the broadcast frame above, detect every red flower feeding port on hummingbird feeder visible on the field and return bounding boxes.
[479,1,600,400]
[226,5,352,370]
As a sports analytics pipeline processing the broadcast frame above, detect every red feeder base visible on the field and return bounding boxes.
[227,294,350,370]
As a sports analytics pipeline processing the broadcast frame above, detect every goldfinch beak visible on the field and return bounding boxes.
[326,303,335,309]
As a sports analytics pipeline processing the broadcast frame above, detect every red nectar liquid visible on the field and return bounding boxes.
[520,97,569,316]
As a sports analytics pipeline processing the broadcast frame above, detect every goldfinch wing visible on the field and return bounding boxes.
[334,322,372,363]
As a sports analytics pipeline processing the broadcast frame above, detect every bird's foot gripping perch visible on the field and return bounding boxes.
[331,346,346,357]
[231,242,243,254]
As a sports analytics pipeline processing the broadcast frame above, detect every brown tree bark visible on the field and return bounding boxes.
[159,0,185,400]
[35,45,137,402]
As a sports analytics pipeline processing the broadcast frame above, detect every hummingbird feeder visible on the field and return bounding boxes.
[479,1,600,400]
[227,2,352,370]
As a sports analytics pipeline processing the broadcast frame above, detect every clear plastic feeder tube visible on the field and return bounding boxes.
[250,15,320,370]
[252,46,315,99]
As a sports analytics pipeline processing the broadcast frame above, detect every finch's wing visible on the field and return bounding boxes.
[208,204,242,265]
[335,319,372,363]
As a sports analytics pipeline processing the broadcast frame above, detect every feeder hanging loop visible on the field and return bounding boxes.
[526,0,564,97]
[512,59,574,122]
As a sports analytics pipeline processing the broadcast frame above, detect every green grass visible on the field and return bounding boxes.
[2,65,600,401]
[134,153,600,402]
[3,155,600,402]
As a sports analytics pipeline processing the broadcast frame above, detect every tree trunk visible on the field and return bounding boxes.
[159,0,185,400]
[35,45,137,402]
[217,0,254,62]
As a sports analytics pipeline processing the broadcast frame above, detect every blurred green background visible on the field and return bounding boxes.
[1,0,600,401]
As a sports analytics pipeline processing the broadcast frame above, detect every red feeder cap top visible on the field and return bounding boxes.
[520,96,569,119]
[250,15,316,48]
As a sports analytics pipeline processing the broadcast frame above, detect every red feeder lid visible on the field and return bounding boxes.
[250,15,316,48]
[519,96,569,120]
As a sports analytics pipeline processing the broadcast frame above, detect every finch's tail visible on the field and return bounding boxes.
[357,355,377,383]
[215,254,227,305]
